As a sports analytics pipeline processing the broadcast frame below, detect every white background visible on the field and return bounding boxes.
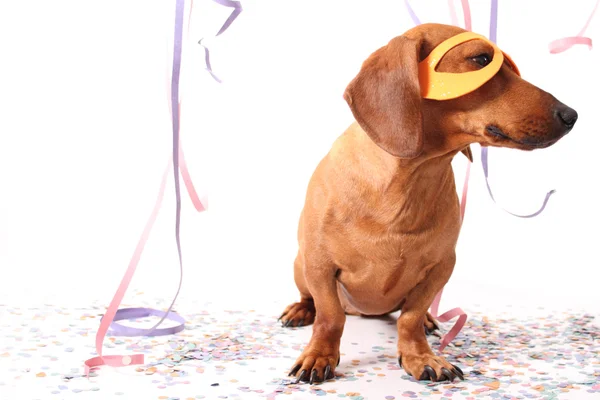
[0,0,598,314]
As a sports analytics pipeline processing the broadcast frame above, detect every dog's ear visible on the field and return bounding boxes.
[460,145,473,162]
[344,36,423,159]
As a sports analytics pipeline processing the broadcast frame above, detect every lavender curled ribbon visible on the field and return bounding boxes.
[198,0,243,82]
[212,0,243,35]
[198,39,223,83]
[481,147,555,218]
[485,0,555,218]
[109,0,187,338]
[162,0,186,337]
[106,308,186,337]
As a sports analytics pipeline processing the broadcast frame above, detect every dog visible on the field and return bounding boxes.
[279,23,578,384]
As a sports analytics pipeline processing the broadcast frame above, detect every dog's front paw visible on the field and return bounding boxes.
[288,345,339,384]
[398,353,464,382]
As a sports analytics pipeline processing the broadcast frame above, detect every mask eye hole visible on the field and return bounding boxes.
[470,53,492,67]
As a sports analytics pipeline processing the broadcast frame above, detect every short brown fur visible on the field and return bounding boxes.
[280,23,577,384]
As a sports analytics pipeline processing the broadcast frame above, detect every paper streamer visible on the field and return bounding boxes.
[85,0,188,375]
[481,148,556,218]
[484,1,556,218]
[430,288,468,351]
[404,0,469,353]
[198,0,243,81]
[108,308,187,337]
[489,0,498,43]
[404,0,421,25]
[85,0,239,374]
[448,0,472,31]
[84,159,171,375]
[549,0,598,53]
[429,153,470,352]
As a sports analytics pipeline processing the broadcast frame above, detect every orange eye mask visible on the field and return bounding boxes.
[418,32,520,100]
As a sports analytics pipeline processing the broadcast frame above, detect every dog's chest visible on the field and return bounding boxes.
[328,194,461,314]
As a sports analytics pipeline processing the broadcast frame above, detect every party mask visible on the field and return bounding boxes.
[418,32,520,100]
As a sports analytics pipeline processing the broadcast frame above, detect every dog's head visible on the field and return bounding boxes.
[343,23,578,160]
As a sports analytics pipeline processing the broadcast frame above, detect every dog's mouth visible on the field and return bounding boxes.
[484,125,560,149]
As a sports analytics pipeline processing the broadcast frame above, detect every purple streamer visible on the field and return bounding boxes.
[107,308,186,337]
[108,0,187,337]
[484,2,556,218]
[198,0,243,81]
[212,0,243,36]
[481,148,555,218]
[404,0,422,25]
[198,39,223,83]
[489,0,498,43]
[164,0,185,336]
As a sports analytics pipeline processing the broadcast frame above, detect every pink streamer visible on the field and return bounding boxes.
[404,0,472,352]
[84,142,204,375]
[448,0,472,31]
[85,0,207,375]
[84,159,172,375]
[549,0,598,53]
[429,157,470,352]
[459,160,471,222]
[429,0,472,352]
[430,288,468,351]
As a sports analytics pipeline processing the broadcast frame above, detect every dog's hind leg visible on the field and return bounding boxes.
[424,312,439,334]
[279,252,316,328]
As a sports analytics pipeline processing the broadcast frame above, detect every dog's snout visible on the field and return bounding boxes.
[555,105,578,129]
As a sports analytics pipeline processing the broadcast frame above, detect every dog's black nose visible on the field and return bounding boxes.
[556,105,578,129]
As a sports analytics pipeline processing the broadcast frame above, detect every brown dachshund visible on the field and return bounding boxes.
[279,23,577,383]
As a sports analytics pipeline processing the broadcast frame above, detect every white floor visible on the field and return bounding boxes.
[1,296,599,400]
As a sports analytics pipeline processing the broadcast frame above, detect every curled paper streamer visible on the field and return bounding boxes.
[480,148,555,218]
[198,39,223,83]
[404,0,422,25]
[549,0,598,54]
[485,1,556,218]
[85,0,212,375]
[429,157,471,352]
[198,0,243,81]
[430,289,468,352]
[448,0,472,31]
[404,0,470,352]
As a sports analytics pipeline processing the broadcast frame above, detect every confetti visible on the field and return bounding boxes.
[0,301,598,399]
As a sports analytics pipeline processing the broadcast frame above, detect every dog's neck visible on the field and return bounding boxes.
[343,123,464,231]
[348,122,466,175]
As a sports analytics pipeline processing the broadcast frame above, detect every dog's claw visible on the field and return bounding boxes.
[419,365,437,381]
[324,365,332,380]
[309,369,318,385]
[452,368,464,381]
[398,355,402,367]
[288,364,301,377]
[284,319,293,328]
[295,369,307,384]
[440,367,456,382]
[337,356,340,366]
[451,364,464,380]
